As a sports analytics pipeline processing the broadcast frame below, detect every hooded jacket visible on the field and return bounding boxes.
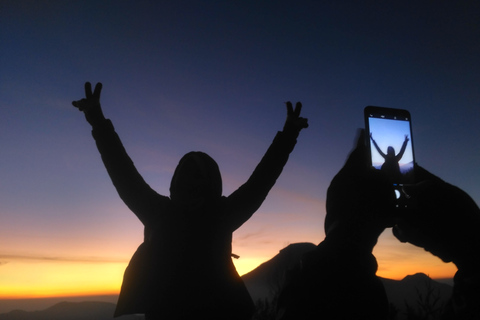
[91,119,298,319]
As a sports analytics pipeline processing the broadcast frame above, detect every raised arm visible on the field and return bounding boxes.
[394,134,409,161]
[370,133,386,159]
[72,82,168,225]
[223,102,308,231]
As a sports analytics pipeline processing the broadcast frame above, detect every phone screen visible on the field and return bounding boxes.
[365,106,415,187]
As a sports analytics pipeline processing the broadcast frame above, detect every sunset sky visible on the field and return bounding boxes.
[1,0,479,307]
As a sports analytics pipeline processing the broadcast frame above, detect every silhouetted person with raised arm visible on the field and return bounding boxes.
[277,130,480,320]
[72,82,308,320]
[370,133,409,182]
[277,130,395,320]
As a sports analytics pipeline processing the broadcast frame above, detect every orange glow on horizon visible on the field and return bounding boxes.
[373,233,458,281]
[376,263,457,281]
[234,257,269,277]
[0,260,125,299]
[1,242,458,300]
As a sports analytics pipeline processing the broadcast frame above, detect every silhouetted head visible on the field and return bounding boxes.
[170,152,222,204]
[387,146,395,157]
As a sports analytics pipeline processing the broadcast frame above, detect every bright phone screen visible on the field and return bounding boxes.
[365,107,415,186]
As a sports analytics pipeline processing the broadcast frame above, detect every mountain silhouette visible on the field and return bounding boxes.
[241,242,453,319]
[380,273,453,319]
[242,242,317,302]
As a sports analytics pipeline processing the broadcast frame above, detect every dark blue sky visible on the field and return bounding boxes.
[1,0,479,299]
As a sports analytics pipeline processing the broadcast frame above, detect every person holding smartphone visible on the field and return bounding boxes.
[277,130,480,320]
[72,82,308,320]
[277,130,395,320]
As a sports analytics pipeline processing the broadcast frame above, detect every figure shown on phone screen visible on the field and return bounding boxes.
[370,133,409,182]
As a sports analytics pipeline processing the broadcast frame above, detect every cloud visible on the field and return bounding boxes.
[235,229,267,241]
[0,254,127,264]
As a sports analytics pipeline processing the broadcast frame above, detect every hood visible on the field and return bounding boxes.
[169,151,222,203]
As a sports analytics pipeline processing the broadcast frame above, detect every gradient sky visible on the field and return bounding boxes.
[1,0,479,303]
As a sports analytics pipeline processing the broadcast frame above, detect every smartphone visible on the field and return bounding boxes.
[364,106,415,208]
